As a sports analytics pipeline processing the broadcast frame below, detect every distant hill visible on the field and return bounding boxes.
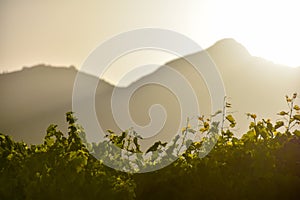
[128,38,300,142]
[0,65,114,144]
[207,39,300,133]
[0,39,299,146]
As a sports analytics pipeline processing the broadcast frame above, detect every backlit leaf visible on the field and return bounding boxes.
[293,115,300,121]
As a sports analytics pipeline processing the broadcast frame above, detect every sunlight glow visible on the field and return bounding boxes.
[205,0,300,67]
[1,0,300,71]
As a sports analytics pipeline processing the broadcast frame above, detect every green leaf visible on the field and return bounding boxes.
[226,114,236,127]
[0,134,6,140]
[293,130,300,136]
[107,129,114,134]
[249,122,256,129]
[277,111,288,116]
[224,130,234,138]
[66,111,77,124]
[226,114,235,124]
[133,137,141,153]
[293,115,300,121]
[266,122,273,132]
[294,105,300,111]
[146,141,166,154]
[274,121,284,129]
[259,127,270,140]
[241,129,256,142]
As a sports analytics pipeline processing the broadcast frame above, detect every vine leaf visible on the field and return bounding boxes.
[145,141,167,154]
[293,130,300,136]
[274,121,284,129]
[226,114,236,128]
[293,115,300,121]
[277,111,288,116]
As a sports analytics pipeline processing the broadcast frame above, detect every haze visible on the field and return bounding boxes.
[1,0,300,85]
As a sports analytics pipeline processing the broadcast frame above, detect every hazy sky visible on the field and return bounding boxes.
[1,0,300,84]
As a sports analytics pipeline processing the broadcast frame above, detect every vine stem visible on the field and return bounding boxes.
[221,96,227,137]
[177,117,189,156]
[286,99,294,135]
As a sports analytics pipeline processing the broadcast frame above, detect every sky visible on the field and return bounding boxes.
[1,0,300,84]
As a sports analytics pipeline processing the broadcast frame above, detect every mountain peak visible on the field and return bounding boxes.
[207,38,251,64]
[214,38,239,45]
[210,38,250,55]
[21,64,77,72]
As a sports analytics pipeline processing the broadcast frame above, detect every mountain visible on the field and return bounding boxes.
[131,38,300,141]
[0,65,114,144]
[0,39,299,146]
[206,39,300,134]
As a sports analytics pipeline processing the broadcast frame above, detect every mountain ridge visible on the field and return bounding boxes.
[0,38,299,145]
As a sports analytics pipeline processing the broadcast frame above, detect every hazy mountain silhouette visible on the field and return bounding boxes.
[0,65,114,143]
[166,38,300,137]
[0,39,299,146]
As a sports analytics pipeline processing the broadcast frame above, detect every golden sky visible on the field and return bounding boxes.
[1,0,300,83]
